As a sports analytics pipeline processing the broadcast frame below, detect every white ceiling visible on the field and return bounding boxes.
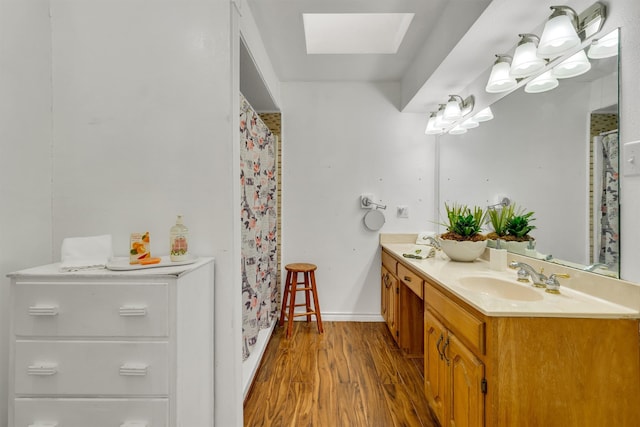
[241,0,605,113]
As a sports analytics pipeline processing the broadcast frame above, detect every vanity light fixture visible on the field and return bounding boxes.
[588,28,618,59]
[425,112,444,135]
[524,70,559,93]
[486,55,518,93]
[443,95,475,122]
[448,125,468,135]
[552,49,591,78]
[460,117,480,129]
[537,6,581,59]
[433,104,452,129]
[510,34,546,78]
[472,106,494,122]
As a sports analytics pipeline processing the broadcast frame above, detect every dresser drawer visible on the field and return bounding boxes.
[14,398,168,427]
[14,341,169,396]
[397,263,423,299]
[425,282,485,354]
[13,282,169,337]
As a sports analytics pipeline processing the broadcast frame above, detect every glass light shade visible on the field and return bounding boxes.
[473,106,494,122]
[448,125,467,135]
[552,49,591,79]
[537,13,580,59]
[486,59,517,93]
[434,107,452,128]
[510,38,546,78]
[460,117,480,129]
[443,97,462,121]
[425,116,444,135]
[588,29,619,59]
[525,70,559,93]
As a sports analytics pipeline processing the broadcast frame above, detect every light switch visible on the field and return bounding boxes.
[623,140,640,177]
[397,205,409,218]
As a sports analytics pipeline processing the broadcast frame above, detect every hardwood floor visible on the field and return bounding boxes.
[244,321,438,427]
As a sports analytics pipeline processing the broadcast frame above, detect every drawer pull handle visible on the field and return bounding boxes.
[404,276,412,282]
[28,305,59,316]
[27,363,58,376]
[120,423,148,427]
[119,306,148,317]
[28,423,58,427]
[119,363,148,376]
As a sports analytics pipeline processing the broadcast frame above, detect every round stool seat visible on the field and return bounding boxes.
[285,263,317,273]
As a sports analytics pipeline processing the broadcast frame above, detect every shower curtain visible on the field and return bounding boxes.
[240,94,278,361]
[598,131,619,269]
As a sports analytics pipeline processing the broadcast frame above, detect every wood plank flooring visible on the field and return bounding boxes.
[244,321,438,427]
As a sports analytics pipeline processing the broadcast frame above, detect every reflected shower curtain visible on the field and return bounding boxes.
[598,132,619,269]
[240,94,278,361]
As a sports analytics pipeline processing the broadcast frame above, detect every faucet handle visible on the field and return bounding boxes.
[545,273,570,294]
[516,268,530,283]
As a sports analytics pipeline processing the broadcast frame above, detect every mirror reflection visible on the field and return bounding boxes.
[438,28,619,278]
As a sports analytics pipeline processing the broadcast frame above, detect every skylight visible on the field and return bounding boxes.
[302,13,414,55]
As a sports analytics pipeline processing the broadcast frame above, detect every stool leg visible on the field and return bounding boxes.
[278,269,292,327]
[286,271,297,338]
[309,271,323,334]
[303,272,312,322]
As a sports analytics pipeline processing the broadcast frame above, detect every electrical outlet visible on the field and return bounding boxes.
[397,205,409,218]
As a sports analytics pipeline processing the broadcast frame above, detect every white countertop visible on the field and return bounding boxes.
[7,257,214,279]
[382,243,639,319]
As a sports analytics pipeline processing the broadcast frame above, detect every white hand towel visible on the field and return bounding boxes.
[60,234,113,272]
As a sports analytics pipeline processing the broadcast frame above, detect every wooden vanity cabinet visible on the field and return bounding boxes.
[381,249,424,357]
[424,278,640,427]
[425,283,485,427]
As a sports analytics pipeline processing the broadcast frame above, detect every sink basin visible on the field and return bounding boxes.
[457,276,544,301]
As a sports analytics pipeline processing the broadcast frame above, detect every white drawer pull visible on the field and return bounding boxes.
[29,422,59,427]
[119,306,148,317]
[119,363,148,376]
[121,422,148,427]
[28,305,59,316]
[27,363,58,376]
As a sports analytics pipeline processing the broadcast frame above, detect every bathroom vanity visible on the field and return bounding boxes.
[381,235,640,427]
[7,258,215,427]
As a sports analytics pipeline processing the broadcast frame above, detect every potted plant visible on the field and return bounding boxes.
[486,204,515,248]
[503,209,536,254]
[438,203,488,262]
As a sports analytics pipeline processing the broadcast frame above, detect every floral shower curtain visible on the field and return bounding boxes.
[240,94,279,361]
[598,131,619,270]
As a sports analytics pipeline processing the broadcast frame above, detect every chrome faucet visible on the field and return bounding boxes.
[421,235,441,249]
[584,262,609,272]
[544,273,570,294]
[509,261,548,287]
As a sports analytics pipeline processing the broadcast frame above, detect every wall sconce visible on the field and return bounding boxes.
[448,125,468,135]
[524,70,559,93]
[433,104,451,129]
[510,34,546,78]
[552,49,591,78]
[425,112,444,135]
[588,28,618,59]
[460,117,480,129]
[473,106,494,122]
[443,95,475,122]
[486,55,517,93]
[537,6,581,59]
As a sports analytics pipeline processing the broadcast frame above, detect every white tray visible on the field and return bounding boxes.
[106,255,198,271]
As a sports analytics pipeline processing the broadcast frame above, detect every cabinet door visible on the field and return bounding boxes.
[447,333,485,427]
[381,266,391,323]
[381,268,399,341]
[425,311,447,425]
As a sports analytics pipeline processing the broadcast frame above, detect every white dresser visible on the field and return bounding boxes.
[7,258,215,427]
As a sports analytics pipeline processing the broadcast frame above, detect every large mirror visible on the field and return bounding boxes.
[438,28,620,278]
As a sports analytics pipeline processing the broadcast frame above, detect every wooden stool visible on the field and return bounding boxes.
[278,263,324,338]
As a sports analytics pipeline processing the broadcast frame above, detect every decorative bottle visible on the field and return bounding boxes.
[170,215,189,261]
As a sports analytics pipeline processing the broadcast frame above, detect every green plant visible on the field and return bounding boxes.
[506,210,536,240]
[487,204,515,237]
[442,203,487,240]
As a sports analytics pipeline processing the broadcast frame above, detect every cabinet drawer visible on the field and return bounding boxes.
[14,398,168,427]
[425,283,485,354]
[381,250,397,275]
[14,341,169,396]
[13,282,169,337]
[397,263,423,299]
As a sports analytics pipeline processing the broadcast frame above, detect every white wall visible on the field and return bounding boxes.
[0,1,53,423]
[440,82,593,264]
[281,82,435,320]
